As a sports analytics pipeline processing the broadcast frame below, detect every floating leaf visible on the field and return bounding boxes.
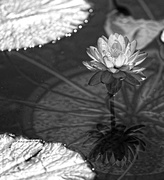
[0,134,95,180]
[0,0,91,51]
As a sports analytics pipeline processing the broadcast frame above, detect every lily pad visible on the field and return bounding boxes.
[0,133,95,180]
[0,0,91,51]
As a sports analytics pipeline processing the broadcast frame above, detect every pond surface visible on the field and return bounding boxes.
[0,0,164,179]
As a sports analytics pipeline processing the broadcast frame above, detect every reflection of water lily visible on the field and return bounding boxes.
[83,123,146,167]
[83,33,147,93]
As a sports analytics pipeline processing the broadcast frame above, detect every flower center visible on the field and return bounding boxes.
[111,42,122,58]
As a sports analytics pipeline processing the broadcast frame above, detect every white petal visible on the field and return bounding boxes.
[131,67,145,73]
[109,68,119,73]
[114,33,119,38]
[134,52,147,66]
[86,47,99,62]
[97,37,109,56]
[135,58,146,66]
[103,56,114,68]
[94,48,102,58]
[123,56,129,65]
[82,61,97,71]
[108,34,117,48]
[115,54,125,67]
[130,40,137,55]
[128,51,140,64]
[90,60,107,70]
[124,36,129,48]
[124,43,131,57]
[118,34,125,51]
[106,52,113,62]
[101,35,108,42]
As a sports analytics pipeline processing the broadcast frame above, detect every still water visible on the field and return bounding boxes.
[0,0,164,179]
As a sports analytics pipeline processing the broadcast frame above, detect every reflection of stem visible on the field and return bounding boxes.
[9,51,104,103]
[106,93,116,128]
[117,146,139,180]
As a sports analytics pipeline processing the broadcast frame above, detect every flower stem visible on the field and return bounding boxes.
[106,93,116,128]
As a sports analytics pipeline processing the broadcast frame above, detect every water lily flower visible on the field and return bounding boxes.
[83,33,147,90]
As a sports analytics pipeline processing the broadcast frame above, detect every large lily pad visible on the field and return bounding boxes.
[0,133,95,180]
[0,0,91,51]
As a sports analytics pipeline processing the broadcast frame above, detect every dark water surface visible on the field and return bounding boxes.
[1,0,164,179]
